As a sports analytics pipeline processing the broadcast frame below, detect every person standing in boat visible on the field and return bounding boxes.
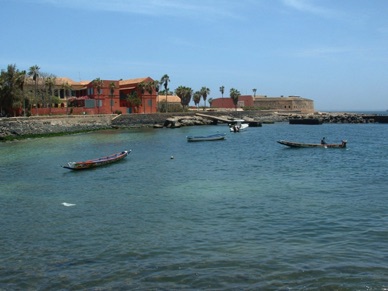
[321,137,327,144]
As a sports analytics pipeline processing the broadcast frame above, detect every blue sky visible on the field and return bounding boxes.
[1,0,387,111]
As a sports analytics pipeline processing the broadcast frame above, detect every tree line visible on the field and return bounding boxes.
[0,64,66,117]
[159,74,241,112]
[0,64,242,117]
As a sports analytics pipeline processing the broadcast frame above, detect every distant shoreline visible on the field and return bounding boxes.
[1,111,386,142]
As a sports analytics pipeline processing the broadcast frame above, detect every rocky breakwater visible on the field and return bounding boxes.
[163,115,215,128]
[288,112,369,123]
[112,113,218,128]
[0,115,113,141]
[157,112,288,128]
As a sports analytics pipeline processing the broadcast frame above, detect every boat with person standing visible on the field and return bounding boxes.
[277,140,347,148]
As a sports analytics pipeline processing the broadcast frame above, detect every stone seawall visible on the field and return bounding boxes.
[0,115,114,140]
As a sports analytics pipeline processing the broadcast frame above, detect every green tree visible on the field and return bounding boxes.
[45,75,56,114]
[19,70,27,116]
[127,91,141,112]
[138,81,146,113]
[61,81,72,114]
[109,82,116,114]
[28,65,40,114]
[219,85,225,109]
[92,77,103,114]
[153,80,160,94]
[193,91,201,110]
[144,81,156,113]
[200,86,210,110]
[0,64,26,116]
[219,86,224,97]
[160,74,170,113]
[208,98,213,107]
[253,88,257,97]
[175,86,193,110]
[230,88,241,111]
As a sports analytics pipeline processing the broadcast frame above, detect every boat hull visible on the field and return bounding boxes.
[277,140,347,148]
[289,118,323,125]
[63,150,130,170]
[187,133,226,142]
[229,123,249,132]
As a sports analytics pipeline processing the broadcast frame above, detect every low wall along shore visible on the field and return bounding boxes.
[0,115,113,140]
[0,111,384,141]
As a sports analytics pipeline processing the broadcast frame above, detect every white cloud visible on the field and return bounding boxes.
[295,46,350,58]
[282,0,337,18]
[31,0,241,19]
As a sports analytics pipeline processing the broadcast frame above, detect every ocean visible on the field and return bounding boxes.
[0,121,387,290]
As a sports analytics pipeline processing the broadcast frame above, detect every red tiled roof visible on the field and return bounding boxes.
[119,77,151,86]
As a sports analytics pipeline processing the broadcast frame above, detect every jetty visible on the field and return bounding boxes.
[195,113,231,123]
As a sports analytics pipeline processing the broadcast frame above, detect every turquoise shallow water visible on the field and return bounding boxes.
[0,122,387,290]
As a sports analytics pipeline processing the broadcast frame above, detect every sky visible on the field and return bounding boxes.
[1,0,387,111]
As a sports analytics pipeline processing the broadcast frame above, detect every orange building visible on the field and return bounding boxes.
[30,76,158,115]
[119,77,157,114]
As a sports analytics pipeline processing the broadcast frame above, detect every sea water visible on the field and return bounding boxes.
[0,122,387,289]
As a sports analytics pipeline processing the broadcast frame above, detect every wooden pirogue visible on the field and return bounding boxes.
[63,150,130,170]
[277,140,347,148]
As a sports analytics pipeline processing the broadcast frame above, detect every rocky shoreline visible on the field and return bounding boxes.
[0,111,384,141]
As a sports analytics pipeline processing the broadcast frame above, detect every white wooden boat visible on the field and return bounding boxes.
[187,133,226,142]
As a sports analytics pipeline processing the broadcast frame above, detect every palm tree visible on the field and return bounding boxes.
[219,85,224,108]
[230,88,241,111]
[153,80,160,93]
[160,74,170,113]
[138,81,146,113]
[127,91,141,113]
[144,81,155,113]
[92,78,104,114]
[45,76,56,114]
[253,88,257,97]
[0,65,32,116]
[61,82,72,114]
[208,98,213,108]
[175,86,193,111]
[19,70,27,116]
[28,65,40,114]
[109,82,116,114]
[200,86,210,110]
[152,80,160,113]
[193,91,201,110]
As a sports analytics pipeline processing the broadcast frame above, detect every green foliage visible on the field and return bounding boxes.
[0,64,26,116]
[160,74,170,92]
[193,91,201,109]
[175,86,193,109]
[127,91,141,108]
[230,88,241,111]
[200,86,210,108]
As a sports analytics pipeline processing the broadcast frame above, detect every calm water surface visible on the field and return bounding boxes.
[0,122,387,290]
